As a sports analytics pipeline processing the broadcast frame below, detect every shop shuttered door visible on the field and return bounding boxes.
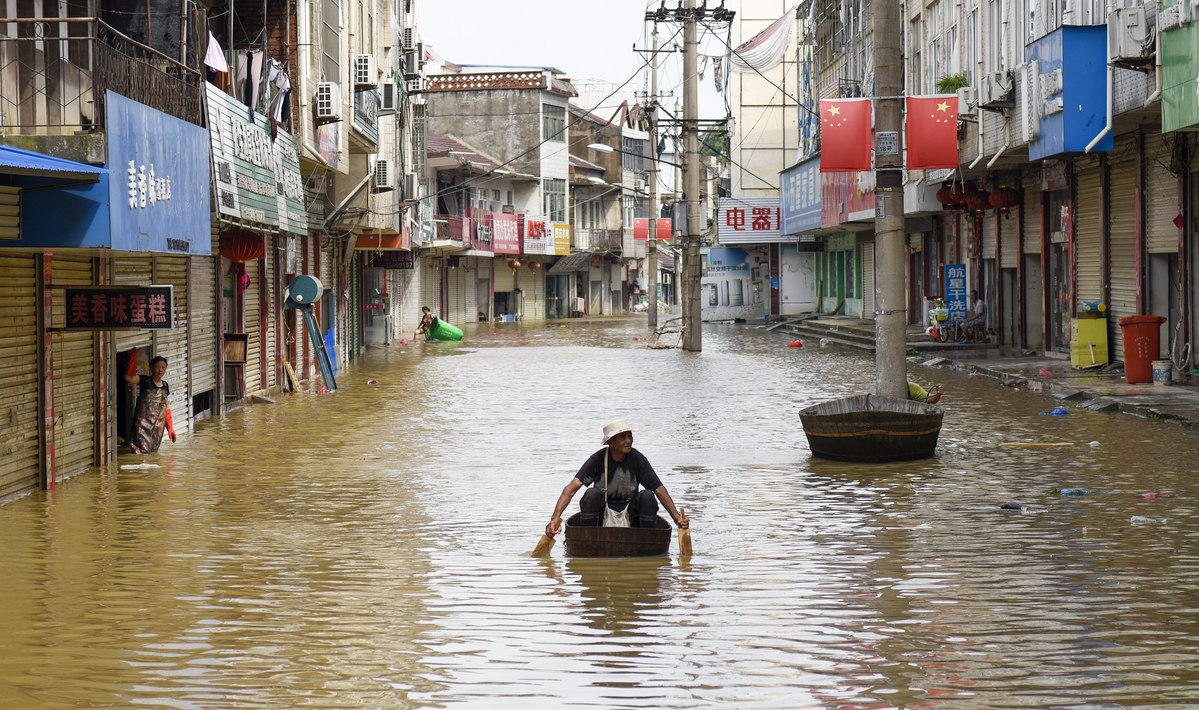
[0,186,19,240]
[50,255,96,479]
[189,256,218,401]
[1022,171,1043,255]
[1146,135,1180,254]
[999,211,1017,269]
[981,213,997,260]
[493,258,514,292]
[448,264,465,326]
[0,255,40,498]
[244,257,262,394]
[1074,164,1103,305]
[262,236,277,393]
[421,258,439,314]
[154,256,191,426]
[1108,151,1138,356]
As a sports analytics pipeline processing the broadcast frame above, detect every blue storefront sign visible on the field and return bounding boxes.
[944,263,968,322]
[1026,25,1112,160]
[780,156,822,235]
[20,91,210,254]
[106,92,210,253]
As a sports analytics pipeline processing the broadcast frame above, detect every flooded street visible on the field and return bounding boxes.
[2,317,1199,709]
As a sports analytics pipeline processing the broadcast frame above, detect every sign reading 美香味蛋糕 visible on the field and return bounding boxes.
[65,286,174,330]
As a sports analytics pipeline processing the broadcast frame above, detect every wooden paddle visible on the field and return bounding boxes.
[678,507,692,556]
[531,517,561,557]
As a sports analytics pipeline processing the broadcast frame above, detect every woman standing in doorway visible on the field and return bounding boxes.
[123,351,176,454]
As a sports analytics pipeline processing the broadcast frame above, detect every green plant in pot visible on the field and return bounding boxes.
[936,74,969,93]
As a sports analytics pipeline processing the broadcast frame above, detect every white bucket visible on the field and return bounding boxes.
[1151,359,1172,385]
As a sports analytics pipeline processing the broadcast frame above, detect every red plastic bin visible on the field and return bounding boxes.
[1117,315,1167,384]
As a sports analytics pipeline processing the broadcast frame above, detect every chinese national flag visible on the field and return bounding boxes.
[905,95,960,169]
[819,99,872,172]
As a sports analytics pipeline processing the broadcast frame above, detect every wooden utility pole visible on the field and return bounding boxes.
[873,0,907,397]
[647,27,660,330]
[681,0,702,352]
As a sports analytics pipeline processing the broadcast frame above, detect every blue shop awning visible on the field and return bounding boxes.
[0,144,108,183]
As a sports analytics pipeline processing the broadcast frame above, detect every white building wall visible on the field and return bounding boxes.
[730,0,798,197]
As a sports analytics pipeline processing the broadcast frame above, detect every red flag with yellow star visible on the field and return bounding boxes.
[905,95,960,169]
[819,99,872,172]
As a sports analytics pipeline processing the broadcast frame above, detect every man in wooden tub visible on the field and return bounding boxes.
[544,419,689,537]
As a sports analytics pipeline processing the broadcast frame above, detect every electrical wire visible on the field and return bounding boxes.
[357,22,687,217]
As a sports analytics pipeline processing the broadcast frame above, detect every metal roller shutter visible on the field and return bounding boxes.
[1022,170,1043,255]
[262,236,277,392]
[112,255,154,352]
[448,264,465,326]
[189,256,218,400]
[493,258,514,292]
[1146,134,1180,254]
[1108,151,1138,356]
[1074,164,1103,304]
[463,260,478,323]
[421,257,439,312]
[49,255,97,479]
[999,210,1017,269]
[244,255,262,394]
[981,212,997,260]
[153,255,191,426]
[0,255,40,498]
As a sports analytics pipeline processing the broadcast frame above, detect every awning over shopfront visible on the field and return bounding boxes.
[0,144,108,185]
[548,251,595,274]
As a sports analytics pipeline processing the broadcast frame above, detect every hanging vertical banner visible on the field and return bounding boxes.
[819,99,872,172]
[905,95,960,169]
[944,264,968,322]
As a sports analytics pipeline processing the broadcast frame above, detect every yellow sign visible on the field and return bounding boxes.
[553,223,571,255]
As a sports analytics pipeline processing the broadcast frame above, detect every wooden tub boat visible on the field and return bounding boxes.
[563,512,673,557]
[799,394,943,462]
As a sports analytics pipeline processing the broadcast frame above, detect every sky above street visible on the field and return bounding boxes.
[418,0,726,117]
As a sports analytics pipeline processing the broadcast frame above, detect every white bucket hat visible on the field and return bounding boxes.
[602,419,632,444]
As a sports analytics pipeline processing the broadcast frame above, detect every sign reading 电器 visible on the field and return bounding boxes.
[65,286,175,330]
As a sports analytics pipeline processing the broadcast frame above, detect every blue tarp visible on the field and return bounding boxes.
[0,143,108,182]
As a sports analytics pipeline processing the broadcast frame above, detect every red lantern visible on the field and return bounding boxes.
[507,259,521,270]
[528,261,542,271]
[965,187,991,211]
[219,229,265,262]
[935,185,960,207]
[219,229,263,295]
[950,182,971,204]
[989,185,1021,217]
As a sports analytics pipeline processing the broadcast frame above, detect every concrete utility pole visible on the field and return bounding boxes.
[647,27,660,331]
[681,0,702,352]
[873,0,907,397]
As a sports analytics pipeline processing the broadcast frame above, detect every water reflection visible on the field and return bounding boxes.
[1,317,1199,708]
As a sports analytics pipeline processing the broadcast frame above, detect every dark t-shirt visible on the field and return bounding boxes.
[138,375,170,397]
[575,447,663,511]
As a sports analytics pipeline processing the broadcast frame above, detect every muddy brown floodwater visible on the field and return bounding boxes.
[1,318,1198,709]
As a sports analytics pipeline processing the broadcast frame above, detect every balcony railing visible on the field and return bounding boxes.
[574,227,622,252]
[434,215,469,243]
[0,17,203,134]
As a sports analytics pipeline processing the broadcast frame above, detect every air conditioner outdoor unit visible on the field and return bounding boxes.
[406,77,426,95]
[373,159,394,192]
[978,71,1014,109]
[957,86,977,117]
[402,51,420,79]
[1020,61,1041,143]
[402,172,421,204]
[401,27,416,51]
[1158,4,1183,32]
[1109,6,1153,66]
[379,81,398,113]
[633,178,646,191]
[354,54,376,89]
[314,82,341,123]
